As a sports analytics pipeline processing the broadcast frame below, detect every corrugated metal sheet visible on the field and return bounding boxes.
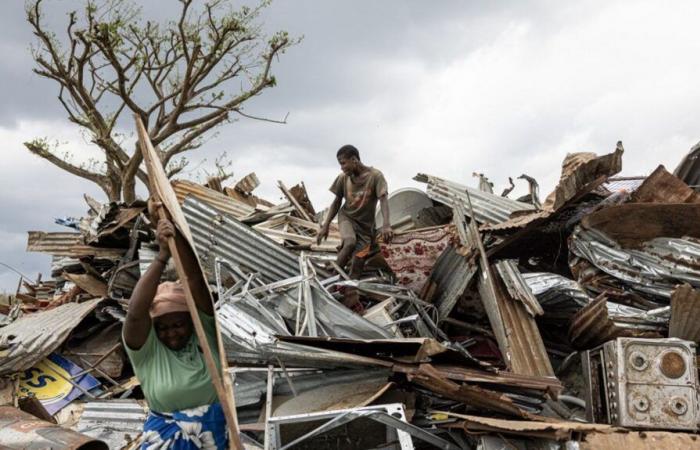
[427,246,477,320]
[414,173,534,225]
[27,232,125,258]
[0,299,103,375]
[522,272,591,319]
[674,141,700,190]
[570,226,700,300]
[478,263,555,378]
[494,260,543,317]
[182,196,299,283]
[74,400,147,449]
[173,179,255,219]
[568,297,662,350]
[600,176,645,194]
[669,284,700,342]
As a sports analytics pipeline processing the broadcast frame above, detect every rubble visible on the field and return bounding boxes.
[3,137,700,449]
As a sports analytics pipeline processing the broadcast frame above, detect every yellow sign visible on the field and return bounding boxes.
[18,358,73,404]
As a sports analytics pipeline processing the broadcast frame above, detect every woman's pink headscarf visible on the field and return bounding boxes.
[150,281,189,318]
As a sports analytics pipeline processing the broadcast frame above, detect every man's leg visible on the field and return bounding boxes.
[336,217,357,270]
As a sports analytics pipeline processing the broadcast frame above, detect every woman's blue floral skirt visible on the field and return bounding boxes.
[142,402,228,449]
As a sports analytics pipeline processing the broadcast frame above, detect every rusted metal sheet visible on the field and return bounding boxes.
[439,411,614,441]
[478,266,555,377]
[483,145,624,233]
[570,226,700,300]
[26,232,125,258]
[581,203,700,248]
[494,260,543,317]
[0,299,103,375]
[414,173,534,225]
[632,165,700,203]
[568,297,661,350]
[172,179,255,219]
[669,284,700,342]
[423,364,562,395]
[0,406,108,449]
[542,144,624,211]
[405,364,531,418]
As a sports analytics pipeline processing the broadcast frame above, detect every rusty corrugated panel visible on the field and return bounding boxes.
[0,407,108,449]
[483,145,624,232]
[494,260,543,317]
[568,296,660,350]
[26,232,124,258]
[632,165,700,203]
[0,299,103,375]
[478,265,555,378]
[669,284,700,342]
[570,226,700,300]
[172,179,255,219]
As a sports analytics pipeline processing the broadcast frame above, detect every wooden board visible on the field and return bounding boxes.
[135,116,242,450]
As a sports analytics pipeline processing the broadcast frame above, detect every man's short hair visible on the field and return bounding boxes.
[336,144,360,161]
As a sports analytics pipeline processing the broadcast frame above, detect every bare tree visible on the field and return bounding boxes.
[25,0,297,202]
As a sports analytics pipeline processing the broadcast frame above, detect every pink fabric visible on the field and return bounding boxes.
[380,227,450,294]
[150,281,189,318]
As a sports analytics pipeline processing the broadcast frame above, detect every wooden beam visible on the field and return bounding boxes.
[278,180,315,222]
[135,116,243,450]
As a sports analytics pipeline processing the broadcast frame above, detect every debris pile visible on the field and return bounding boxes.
[2,140,700,449]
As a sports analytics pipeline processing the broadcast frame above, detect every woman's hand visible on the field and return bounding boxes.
[156,219,174,259]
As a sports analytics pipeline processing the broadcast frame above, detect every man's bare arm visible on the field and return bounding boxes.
[379,195,393,243]
[317,195,342,245]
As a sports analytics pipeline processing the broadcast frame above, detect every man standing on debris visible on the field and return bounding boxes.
[317,145,393,281]
[123,215,227,449]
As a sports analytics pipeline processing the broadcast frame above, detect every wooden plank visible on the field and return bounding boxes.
[135,116,243,450]
[278,180,315,222]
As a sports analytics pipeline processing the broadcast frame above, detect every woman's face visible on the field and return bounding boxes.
[154,312,193,350]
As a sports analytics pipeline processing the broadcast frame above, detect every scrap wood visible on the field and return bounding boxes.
[406,364,532,418]
[414,364,563,396]
[437,411,615,441]
[581,430,700,449]
[135,116,243,450]
[0,406,108,449]
[289,182,316,216]
[88,206,145,243]
[278,180,314,222]
[632,165,700,204]
[483,144,624,235]
[669,284,700,342]
[581,203,700,248]
[63,273,108,297]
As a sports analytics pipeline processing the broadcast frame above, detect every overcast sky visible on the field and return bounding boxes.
[1,0,699,291]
